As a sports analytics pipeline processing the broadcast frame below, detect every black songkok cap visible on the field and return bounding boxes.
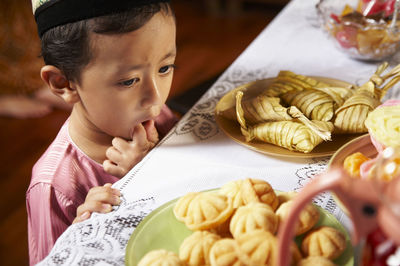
[32,0,170,37]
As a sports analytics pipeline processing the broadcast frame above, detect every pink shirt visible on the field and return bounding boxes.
[26,105,177,265]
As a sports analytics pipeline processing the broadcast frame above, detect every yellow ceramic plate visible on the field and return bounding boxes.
[215,77,363,158]
[125,191,354,266]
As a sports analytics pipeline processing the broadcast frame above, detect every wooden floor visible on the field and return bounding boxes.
[0,1,285,265]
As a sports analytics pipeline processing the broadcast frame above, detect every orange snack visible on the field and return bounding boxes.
[343,152,370,178]
[341,4,354,16]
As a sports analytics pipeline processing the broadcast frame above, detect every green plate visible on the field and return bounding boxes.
[125,194,354,266]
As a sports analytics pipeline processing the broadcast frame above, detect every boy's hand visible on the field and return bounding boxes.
[103,120,159,178]
[73,183,121,224]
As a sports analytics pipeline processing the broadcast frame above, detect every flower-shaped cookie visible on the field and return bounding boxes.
[276,199,320,236]
[138,249,183,266]
[230,202,278,238]
[174,192,234,230]
[219,178,279,210]
[209,238,244,266]
[179,231,221,266]
[301,226,346,260]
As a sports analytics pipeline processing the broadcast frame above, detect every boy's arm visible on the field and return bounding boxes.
[26,183,74,265]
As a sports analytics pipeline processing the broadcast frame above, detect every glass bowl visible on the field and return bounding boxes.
[317,0,400,61]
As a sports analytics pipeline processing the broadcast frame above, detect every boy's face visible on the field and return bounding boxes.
[73,11,176,140]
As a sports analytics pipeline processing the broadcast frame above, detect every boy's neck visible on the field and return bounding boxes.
[68,106,112,164]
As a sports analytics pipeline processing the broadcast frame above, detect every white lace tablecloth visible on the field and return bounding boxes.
[38,0,400,265]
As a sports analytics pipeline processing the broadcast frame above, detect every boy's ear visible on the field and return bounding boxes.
[40,65,80,104]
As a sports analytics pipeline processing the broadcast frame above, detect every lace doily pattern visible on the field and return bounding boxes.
[174,66,269,140]
[39,198,156,265]
[293,157,339,215]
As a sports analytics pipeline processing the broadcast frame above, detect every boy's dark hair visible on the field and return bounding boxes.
[40,3,173,83]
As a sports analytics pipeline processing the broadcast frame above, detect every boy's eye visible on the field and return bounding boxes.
[159,64,176,74]
[120,78,139,86]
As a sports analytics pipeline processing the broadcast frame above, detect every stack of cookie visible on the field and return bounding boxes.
[138,178,347,266]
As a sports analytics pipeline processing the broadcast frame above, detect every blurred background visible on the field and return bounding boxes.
[0,0,288,264]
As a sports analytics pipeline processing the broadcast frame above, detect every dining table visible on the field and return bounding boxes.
[38,0,400,265]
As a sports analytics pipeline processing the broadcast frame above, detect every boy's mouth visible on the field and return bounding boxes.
[141,119,151,127]
[128,106,161,139]
[129,119,154,139]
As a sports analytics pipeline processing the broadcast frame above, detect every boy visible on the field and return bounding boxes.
[26,0,177,264]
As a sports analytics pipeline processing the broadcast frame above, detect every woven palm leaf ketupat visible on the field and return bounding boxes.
[235,91,334,153]
[281,89,335,122]
[334,62,400,133]
[217,92,292,124]
[220,72,352,125]
[262,70,331,97]
[278,70,330,88]
[221,62,400,153]
[234,95,292,125]
[312,85,354,107]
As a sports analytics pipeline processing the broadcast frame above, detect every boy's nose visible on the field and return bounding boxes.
[141,76,161,108]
